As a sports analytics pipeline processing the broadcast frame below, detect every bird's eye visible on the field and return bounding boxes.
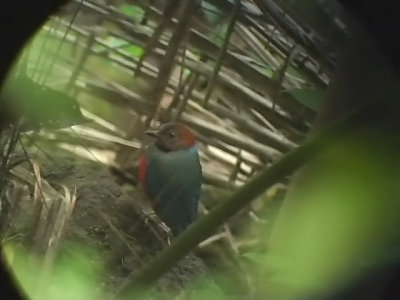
[169,131,175,138]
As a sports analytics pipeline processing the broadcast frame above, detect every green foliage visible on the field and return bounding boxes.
[287,65,306,80]
[104,36,128,48]
[6,243,104,300]
[201,2,222,24]
[182,67,191,77]
[119,4,145,22]
[183,278,227,300]
[1,74,87,129]
[258,137,400,299]
[126,44,144,58]
[288,87,326,111]
[101,36,144,58]
[254,64,274,78]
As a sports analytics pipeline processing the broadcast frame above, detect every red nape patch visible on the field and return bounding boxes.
[180,125,196,148]
[138,154,148,189]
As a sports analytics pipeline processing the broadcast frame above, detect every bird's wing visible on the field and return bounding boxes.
[145,149,190,205]
[145,147,202,233]
[188,155,202,223]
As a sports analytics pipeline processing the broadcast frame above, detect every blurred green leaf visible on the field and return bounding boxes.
[287,65,307,81]
[201,2,222,24]
[242,251,265,265]
[288,87,326,111]
[126,44,144,58]
[119,4,144,21]
[189,280,226,300]
[105,36,128,48]
[9,244,103,300]
[253,64,274,78]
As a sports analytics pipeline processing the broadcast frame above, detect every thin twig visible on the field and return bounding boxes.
[203,0,241,107]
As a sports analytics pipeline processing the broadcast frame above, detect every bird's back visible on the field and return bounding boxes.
[141,144,202,235]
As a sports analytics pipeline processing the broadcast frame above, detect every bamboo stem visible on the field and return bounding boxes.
[145,0,200,127]
[173,73,200,121]
[135,0,179,76]
[203,0,240,107]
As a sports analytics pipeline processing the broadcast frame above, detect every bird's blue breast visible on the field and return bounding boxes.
[144,145,202,235]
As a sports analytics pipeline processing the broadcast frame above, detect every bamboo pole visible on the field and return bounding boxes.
[41,29,302,151]
[50,24,304,150]
[145,0,199,126]
[180,113,281,161]
[135,0,179,76]
[58,2,314,126]
[203,0,240,107]
[172,73,200,121]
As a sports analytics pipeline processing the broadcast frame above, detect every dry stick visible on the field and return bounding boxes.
[163,44,189,119]
[266,23,278,50]
[175,46,187,100]
[31,17,62,81]
[135,0,179,76]
[180,114,280,161]
[0,129,21,235]
[35,187,77,299]
[235,23,279,69]
[203,100,296,152]
[144,0,200,127]
[114,99,376,299]
[0,182,26,238]
[179,58,298,126]
[234,25,304,88]
[202,146,252,180]
[199,134,261,167]
[271,44,299,110]
[0,4,68,300]
[75,0,324,115]
[31,162,49,255]
[172,73,200,121]
[74,61,286,159]
[250,108,279,132]
[65,32,96,92]
[229,150,243,183]
[202,0,240,107]
[0,189,11,238]
[96,208,142,261]
[139,0,154,25]
[80,73,275,169]
[247,18,286,59]
[105,1,294,119]
[41,0,84,86]
[43,23,300,148]
[166,71,193,115]
[51,16,305,134]
[253,0,335,71]
[249,23,329,88]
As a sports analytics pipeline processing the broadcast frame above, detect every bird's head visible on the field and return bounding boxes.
[145,122,196,152]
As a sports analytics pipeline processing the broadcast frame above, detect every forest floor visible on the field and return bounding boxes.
[5,143,208,298]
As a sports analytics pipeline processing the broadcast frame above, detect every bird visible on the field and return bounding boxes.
[138,122,202,236]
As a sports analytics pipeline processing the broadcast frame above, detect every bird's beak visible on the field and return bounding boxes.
[145,129,158,138]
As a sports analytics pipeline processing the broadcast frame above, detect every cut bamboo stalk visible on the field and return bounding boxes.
[145,0,199,126]
[236,23,280,69]
[135,0,179,76]
[173,73,200,121]
[202,0,240,107]
[180,113,281,161]
[49,16,312,130]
